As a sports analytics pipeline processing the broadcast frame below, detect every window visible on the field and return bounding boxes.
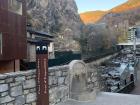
[8,0,22,15]
[0,33,2,55]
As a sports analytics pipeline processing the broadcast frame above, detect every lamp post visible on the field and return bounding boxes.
[128,27,137,81]
[36,41,49,105]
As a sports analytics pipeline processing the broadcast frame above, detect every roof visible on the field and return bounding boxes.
[27,27,54,38]
[27,38,53,44]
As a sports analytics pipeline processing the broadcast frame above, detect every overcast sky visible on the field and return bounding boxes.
[75,0,128,13]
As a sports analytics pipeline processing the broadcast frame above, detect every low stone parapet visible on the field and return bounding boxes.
[0,59,103,105]
[0,65,70,105]
[0,70,36,105]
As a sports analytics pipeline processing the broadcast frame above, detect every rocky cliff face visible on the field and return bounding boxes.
[27,0,83,51]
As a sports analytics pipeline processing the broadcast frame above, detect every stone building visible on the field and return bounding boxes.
[26,27,55,62]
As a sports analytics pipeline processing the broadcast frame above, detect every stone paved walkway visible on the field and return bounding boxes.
[57,92,140,105]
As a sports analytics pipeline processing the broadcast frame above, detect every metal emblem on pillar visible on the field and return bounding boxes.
[36,41,49,105]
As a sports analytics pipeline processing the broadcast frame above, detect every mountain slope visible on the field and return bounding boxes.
[98,0,140,43]
[80,11,107,24]
[98,0,140,26]
[26,0,83,51]
[80,0,140,24]
[110,0,140,13]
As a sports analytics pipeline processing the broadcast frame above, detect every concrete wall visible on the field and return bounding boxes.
[27,42,36,62]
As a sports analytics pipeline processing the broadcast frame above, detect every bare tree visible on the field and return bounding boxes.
[79,23,118,58]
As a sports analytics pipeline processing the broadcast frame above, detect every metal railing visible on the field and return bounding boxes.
[114,81,135,93]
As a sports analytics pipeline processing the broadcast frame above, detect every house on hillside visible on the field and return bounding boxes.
[25,26,54,62]
[0,0,26,73]
[20,26,54,70]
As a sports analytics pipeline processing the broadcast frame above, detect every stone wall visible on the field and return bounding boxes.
[88,53,118,65]
[0,70,36,105]
[48,56,116,103]
[0,57,112,105]
[86,63,100,92]
[86,53,119,91]
[0,65,70,105]
[48,65,69,105]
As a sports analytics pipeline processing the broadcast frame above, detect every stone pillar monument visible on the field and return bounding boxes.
[69,60,96,101]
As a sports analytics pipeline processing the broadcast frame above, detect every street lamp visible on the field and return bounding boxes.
[128,27,137,81]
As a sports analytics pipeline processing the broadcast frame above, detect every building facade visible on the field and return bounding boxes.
[26,27,54,63]
[0,0,27,73]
